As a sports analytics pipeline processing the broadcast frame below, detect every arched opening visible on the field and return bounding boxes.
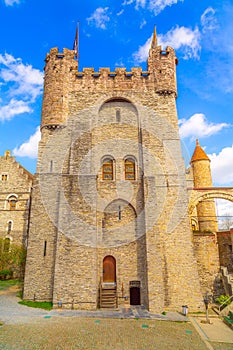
[189,191,233,232]
[103,255,116,284]
[102,199,137,246]
[9,196,17,210]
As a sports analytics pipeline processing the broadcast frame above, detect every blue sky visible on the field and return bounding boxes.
[0,0,233,222]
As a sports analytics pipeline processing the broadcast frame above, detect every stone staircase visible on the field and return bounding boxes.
[220,266,233,296]
[100,284,118,309]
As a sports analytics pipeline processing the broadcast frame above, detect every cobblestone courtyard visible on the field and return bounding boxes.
[0,317,210,350]
[0,286,233,350]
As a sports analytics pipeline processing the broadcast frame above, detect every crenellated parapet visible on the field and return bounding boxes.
[74,66,152,91]
[41,29,178,129]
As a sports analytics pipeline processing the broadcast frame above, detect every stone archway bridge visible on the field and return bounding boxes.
[188,187,233,215]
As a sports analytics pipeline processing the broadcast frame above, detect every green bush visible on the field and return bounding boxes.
[0,269,13,280]
[216,294,231,306]
[0,238,26,278]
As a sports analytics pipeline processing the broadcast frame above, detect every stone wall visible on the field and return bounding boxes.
[193,232,220,296]
[217,229,233,273]
[0,152,32,247]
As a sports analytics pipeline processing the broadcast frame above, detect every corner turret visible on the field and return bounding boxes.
[41,48,78,129]
[191,139,218,232]
[147,27,178,96]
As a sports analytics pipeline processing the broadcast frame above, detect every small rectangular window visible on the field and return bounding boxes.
[1,174,8,181]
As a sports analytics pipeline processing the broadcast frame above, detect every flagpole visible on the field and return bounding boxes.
[73,22,79,60]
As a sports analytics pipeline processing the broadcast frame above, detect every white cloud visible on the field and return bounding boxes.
[133,26,201,63]
[87,7,110,30]
[209,145,233,186]
[13,126,41,159]
[215,199,233,229]
[158,26,201,60]
[179,113,229,139]
[122,0,134,5]
[4,0,21,6]
[136,0,146,9]
[140,19,147,29]
[148,0,183,15]
[117,9,124,16]
[201,7,218,33]
[0,53,43,101]
[0,99,32,122]
[0,53,43,121]
[133,36,152,63]
[123,0,183,15]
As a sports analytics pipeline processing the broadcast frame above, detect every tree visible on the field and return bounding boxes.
[0,238,26,279]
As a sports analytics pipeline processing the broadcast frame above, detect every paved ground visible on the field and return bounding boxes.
[0,288,233,350]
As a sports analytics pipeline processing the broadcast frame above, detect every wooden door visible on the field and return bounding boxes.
[103,256,116,283]
[130,287,141,305]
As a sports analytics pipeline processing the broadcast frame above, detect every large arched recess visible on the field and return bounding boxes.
[98,97,139,127]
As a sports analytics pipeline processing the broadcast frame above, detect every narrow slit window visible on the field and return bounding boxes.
[118,206,121,220]
[116,109,121,123]
[7,221,12,233]
[125,159,135,180]
[44,240,47,257]
[50,161,53,173]
[102,159,113,180]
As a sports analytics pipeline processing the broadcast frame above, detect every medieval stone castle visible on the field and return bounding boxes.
[1,29,232,313]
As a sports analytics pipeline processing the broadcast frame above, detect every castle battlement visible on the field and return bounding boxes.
[76,67,149,78]
[41,31,178,129]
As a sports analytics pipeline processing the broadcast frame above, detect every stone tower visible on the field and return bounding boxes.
[191,139,218,232]
[23,29,203,312]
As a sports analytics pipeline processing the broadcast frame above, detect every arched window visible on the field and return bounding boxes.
[125,158,136,180]
[102,158,114,180]
[8,196,17,210]
[191,219,198,231]
[3,238,11,252]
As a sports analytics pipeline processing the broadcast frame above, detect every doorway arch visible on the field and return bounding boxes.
[103,256,116,283]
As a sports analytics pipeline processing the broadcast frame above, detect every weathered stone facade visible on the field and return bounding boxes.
[0,151,33,247]
[23,30,232,312]
[217,229,233,273]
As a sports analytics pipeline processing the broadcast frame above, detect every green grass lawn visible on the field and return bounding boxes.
[0,279,21,291]
[18,300,53,310]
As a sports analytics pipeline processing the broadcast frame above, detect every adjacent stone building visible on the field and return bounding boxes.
[0,151,33,249]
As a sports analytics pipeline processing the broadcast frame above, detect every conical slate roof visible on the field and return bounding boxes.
[191,139,210,162]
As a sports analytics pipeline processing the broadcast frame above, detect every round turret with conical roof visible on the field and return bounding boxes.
[191,139,218,232]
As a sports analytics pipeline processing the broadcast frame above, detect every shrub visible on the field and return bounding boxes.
[0,269,13,280]
[215,294,231,306]
[0,239,26,278]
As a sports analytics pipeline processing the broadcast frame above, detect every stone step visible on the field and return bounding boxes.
[100,287,117,309]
